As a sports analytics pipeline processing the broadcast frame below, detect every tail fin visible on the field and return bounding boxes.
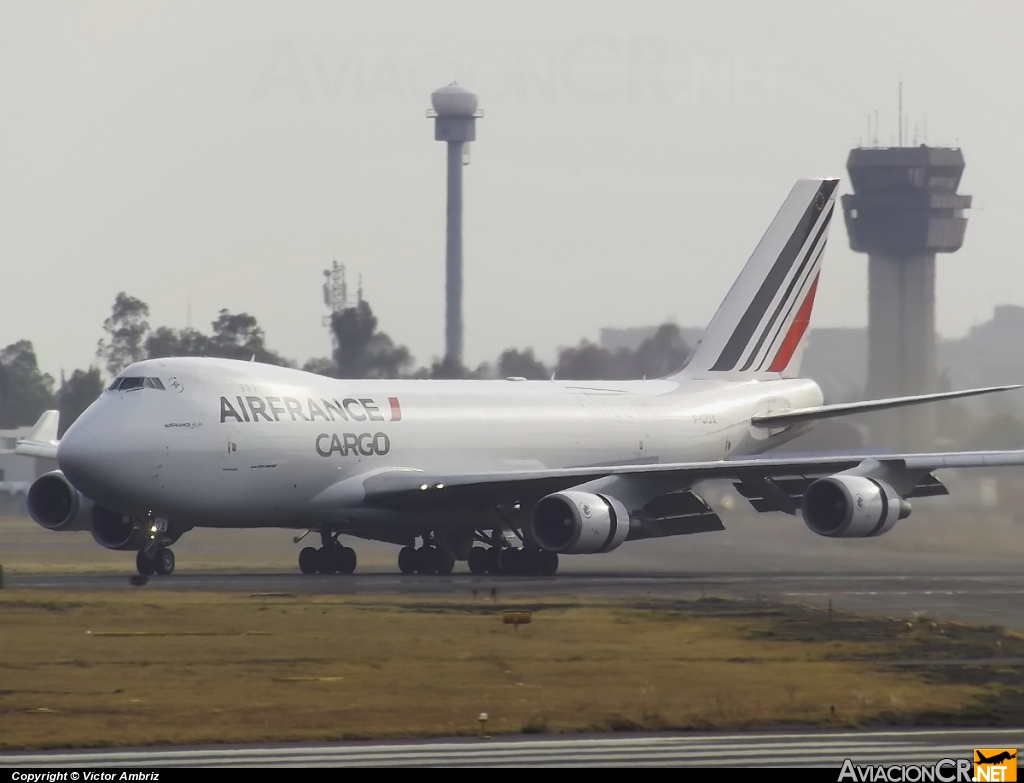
[15,409,60,459]
[673,177,839,381]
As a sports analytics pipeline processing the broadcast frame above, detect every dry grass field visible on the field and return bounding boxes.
[1,589,1022,750]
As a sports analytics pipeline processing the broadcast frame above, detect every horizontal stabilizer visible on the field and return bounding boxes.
[750,385,1022,428]
[15,410,60,460]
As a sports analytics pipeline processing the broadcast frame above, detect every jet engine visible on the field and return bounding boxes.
[26,471,93,531]
[528,490,630,554]
[801,475,910,538]
[90,505,144,551]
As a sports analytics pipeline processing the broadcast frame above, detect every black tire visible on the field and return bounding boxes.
[338,546,357,575]
[538,550,559,576]
[416,546,439,575]
[498,547,519,576]
[298,546,318,575]
[485,547,501,575]
[521,548,540,576]
[135,550,155,576]
[436,550,455,576]
[467,547,488,575]
[398,546,417,575]
[316,546,338,575]
[155,548,175,576]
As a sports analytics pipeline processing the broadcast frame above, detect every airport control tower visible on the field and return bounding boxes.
[428,83,482,367]
[842,146,971,450]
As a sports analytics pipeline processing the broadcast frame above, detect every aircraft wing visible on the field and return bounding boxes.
[750,385,1022,428]
[314,449,1024,514]
[15,410,60,460]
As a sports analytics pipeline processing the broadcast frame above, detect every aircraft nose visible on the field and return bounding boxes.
[57,426,100,493]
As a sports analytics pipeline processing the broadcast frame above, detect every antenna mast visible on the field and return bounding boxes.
[898,79,903,146]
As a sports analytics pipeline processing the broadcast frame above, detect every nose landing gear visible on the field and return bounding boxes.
[136,518,176,576]
[136,545,175,576]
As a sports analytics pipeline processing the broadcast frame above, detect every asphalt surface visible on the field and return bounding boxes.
[9,570,1024,630]
[2,729,1021,767]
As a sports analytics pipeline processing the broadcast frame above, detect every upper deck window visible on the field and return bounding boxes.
[106,376,165,392]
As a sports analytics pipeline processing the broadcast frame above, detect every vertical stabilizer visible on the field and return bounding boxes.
[673,178,839,381]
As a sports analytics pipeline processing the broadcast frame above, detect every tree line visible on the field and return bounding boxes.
[0,292,693,435]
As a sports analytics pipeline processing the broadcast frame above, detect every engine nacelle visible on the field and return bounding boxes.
[802,475,910,538]
[26,471,93,531]
[90,505,144,551]
[529,490,631,554]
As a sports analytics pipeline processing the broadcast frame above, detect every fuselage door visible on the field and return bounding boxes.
[222,426,240,475]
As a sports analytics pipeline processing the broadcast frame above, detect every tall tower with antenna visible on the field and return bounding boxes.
[427,83,482,367]
[322,260,361,350]
[842,107,971,450]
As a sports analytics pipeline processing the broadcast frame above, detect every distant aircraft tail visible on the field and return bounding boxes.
[671,177,839,381]
[15,409,60,459]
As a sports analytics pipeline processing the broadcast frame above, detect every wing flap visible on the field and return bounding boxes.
[628,490,725,540]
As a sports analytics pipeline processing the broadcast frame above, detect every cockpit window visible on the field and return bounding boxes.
[106,376,165,392]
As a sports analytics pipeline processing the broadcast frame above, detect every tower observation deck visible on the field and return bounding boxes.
[842,145,971,450]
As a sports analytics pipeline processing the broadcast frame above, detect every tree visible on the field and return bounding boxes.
[551,323,691,380]
[143,313,290,366]
[302,357,337,377]
[145,326,213,360]
[634,324,691,379]
[57,368,105,437]
[330,301,412,378]
[0,341,55,428]
[497,348,550,380]
[97,293,151,376]
[554,340,632,380]
[209,310,291,366]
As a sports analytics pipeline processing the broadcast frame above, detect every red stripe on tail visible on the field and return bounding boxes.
[767,274,819,373]
[389,397,402,421]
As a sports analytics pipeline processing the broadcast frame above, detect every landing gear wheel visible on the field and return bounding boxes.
[436,551,455,576]
[316,546,338,574]
[538,550,559,576]
[416,546,440,575]
[468,547,489,575]
[485,547,501,575]
[155,548,175,576]
[337,546,357,575]
[520,548,540,576]
[298,546,318,575]
[498,547,520,576]
[398,546,417,575]
[136,550,155,576]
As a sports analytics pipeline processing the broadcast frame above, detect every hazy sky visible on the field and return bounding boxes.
[2,2,1023,380]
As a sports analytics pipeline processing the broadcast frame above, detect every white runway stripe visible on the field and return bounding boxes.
[3,729,1023,767]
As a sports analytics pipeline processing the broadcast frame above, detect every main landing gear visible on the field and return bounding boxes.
[298,530,357,575]
[397,539,456,576]
[467,545,558,577]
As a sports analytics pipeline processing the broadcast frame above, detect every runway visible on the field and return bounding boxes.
[9,570,1024,631]
[2,729,1022,767]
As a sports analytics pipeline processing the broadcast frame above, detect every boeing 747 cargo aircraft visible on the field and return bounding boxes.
[17,178,1024,576]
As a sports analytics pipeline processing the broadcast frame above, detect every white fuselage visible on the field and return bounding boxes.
[57,357,823,529]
